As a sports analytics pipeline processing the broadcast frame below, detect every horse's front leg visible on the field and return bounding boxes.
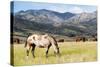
[46,44,51,58]
[31,44,36,58]
[52,44,60,57]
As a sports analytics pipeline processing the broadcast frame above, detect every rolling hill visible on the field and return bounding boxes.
[12,9,97,37]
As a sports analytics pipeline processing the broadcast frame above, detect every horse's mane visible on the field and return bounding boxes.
[49,35,57,45]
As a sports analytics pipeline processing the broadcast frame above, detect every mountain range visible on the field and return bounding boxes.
[12,9,97,37]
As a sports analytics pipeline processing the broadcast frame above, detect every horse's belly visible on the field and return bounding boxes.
[38,45,45,48]
[35,40,50,48]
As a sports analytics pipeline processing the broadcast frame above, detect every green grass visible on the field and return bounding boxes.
[11,42,97,66]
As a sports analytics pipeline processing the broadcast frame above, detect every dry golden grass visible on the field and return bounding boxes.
[11,42,97,66]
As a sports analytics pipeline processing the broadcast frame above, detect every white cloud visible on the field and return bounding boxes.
[69,6,84,13]
[49,6,85,13]
[48,6,67,13]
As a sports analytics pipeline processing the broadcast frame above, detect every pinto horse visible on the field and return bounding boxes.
[24,34,60,58]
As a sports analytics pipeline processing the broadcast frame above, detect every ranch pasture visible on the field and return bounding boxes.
[11,42,97,66]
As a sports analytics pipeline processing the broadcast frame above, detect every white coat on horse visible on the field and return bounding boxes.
[25,34,60,58]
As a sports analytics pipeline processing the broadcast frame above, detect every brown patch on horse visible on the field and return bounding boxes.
[33,36,35,40]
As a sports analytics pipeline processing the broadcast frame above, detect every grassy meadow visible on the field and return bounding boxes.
[11,42,97,66]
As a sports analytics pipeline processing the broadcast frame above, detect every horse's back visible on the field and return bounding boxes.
[27,34,51,47]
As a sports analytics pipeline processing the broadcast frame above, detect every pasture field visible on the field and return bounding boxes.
[11,42,97,66]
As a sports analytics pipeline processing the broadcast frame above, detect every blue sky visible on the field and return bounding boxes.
[12,1,97,13]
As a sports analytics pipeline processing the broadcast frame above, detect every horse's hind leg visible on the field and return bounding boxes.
[46,44,51,58]
[26,44,31,59]
[31,44,36,58]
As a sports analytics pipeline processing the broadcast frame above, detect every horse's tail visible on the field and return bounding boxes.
[24,41,27,48]
[24,34,31,48]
